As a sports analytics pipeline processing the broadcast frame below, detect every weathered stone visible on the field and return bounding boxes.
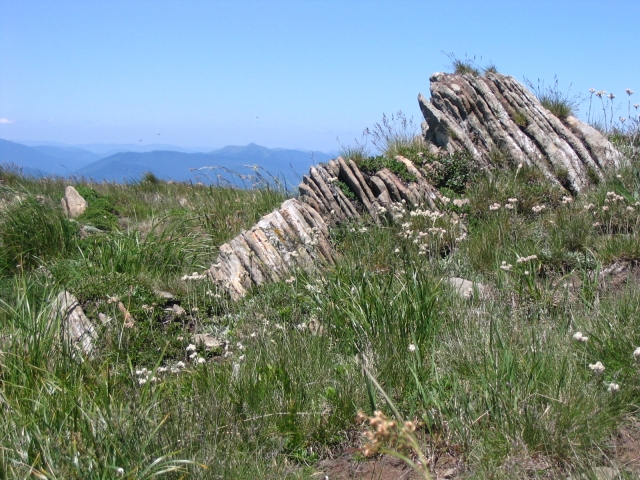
[193,333,225,351]
[447,277,488,300]
[61,186,88,218]
[50,291,97,357]
[419,72,625,192]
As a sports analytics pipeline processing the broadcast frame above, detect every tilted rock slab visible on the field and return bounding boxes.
[49,291,98,357]
[207,159,444,299]
[419,72,625,193]
[209,71,624,298]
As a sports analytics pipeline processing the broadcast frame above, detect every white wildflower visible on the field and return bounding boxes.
[504,203,514,210]
[572,332,588,343]
[176,361,186,369]
[589,361,605,374]
[531,204,546,213]
[115,467,125,476]
[500,261,513,271]
[138,378,147,386]
[607,383,620,393]
[408,344,416,352]
[186,344,197,352]
[633,347,640,359]
[626,88,634,96]
[197,357,206,364]
[489,203,501,211]
[189,352,198,359]
[562,196,573,204]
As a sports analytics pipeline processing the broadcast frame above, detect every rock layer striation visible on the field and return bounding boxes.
[207,72,625,299]
[419,72,624,193]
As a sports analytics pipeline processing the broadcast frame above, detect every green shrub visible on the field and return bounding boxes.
[425,151,473,194]
[75,185,120,231]
[356,155,417,183]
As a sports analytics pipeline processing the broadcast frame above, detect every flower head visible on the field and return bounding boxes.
[572,332,589,343]
[633,347,640,359]
[408,343,416,352]
[626,88,634,96]
[589,88,595,93]
[589,361,605,374]
[608,93,615,100]
[607,383,620,393]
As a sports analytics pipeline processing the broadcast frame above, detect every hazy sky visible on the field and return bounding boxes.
[1,0,638,152]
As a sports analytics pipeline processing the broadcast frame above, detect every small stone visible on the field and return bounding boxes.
[447,277,487,300]
[193,334,224,350]
[61,186,88,218]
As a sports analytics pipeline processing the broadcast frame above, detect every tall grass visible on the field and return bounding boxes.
[2,137,640,479]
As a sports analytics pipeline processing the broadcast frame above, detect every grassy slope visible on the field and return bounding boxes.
[0,121,640,479]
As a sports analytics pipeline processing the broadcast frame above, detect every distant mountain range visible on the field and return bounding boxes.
[0,139,335,188]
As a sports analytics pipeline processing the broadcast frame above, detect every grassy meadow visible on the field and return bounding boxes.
[1,100,640,478]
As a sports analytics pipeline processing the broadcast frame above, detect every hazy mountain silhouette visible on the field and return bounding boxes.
[1,139,334,187]
[75,143,333,187]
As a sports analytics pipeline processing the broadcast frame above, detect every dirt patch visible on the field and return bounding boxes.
[316,448,463,480]
[611,420,640,475]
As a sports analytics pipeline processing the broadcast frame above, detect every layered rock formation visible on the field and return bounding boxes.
[419,72,624,193]
[207,72,625,299]
[207,158,443,299]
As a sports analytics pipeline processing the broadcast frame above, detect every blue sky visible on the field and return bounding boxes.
[1,0,638,152]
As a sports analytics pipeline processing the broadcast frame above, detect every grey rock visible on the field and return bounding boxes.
[418,72,625,192]
[50,291,97,357]
[193,333,225,350]
[61,186,88,218]
[447,277,488,300]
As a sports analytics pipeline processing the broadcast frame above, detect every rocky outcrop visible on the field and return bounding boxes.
[207,71,625,299]
[419,72,624,193]
[207,159,445,299]
[61,186,88,217]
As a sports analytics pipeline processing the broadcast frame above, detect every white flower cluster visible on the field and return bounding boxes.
[634,347,640,359]
[500,261,513,271]
[572,331,589,343]
[135,367,164,385]
[182,272,207,281]
[410,208,443,220]
[589,361,605,374]
[562,196,573,204]
[584,203,595,211]
[531,204,546,213]
[516,255,538,263]
[390,201,406,219]
[185,344,206,364]
[489,203,501,211]
[605,191,625,203]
